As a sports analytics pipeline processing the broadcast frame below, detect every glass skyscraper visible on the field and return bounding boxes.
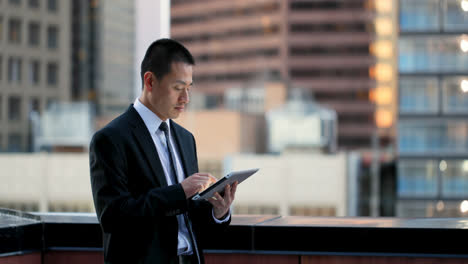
[398,0,468,217]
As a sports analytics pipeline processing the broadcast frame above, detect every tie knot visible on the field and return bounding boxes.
[159,122,169,134]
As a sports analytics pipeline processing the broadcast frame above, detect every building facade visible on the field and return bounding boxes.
[397,0,468,217]
[171,0,386,150]
[71,0,135,118]
[0,0,71,152]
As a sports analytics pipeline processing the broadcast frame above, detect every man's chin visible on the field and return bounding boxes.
[170,112,181,119]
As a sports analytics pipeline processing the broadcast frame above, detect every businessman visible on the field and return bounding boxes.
[90,38,237,264]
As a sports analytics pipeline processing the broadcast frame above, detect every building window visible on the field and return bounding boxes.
[47,25,58,49]
[442,159,468,197]
[29,60,40,85]
[399,120,468,154]
[47,0,56,12]
[0,56,3,81]
[30,97,40,113]
[442,77,468,113]
[9,0,21,5]
[28,0,39,8]
[8,96,21,121]
[399,77,439,114]
[8,18,21,44]
[46,98,56,109]
[7,133,22,152]
[400,36,468,73]
[443,0,468,31]
[8,57,22,83]
[0,16,3,42]
[28,22,40,46]
[47,62,57,86]
[400,0,440,32]
[398,159,438,198]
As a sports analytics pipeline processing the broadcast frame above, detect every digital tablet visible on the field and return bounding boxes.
[191,168,259,201]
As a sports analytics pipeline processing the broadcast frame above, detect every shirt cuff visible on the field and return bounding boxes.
[212,209,231,223]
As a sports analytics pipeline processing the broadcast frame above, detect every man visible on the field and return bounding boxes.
[90,38,237,264]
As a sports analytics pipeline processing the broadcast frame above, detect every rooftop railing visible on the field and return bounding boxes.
[1,208,468,264]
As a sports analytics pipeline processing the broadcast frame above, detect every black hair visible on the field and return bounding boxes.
[140,38,195,88]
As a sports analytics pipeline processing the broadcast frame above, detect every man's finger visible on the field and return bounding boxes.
[231,181,238,199]
[195,173,217,183]
[213,192,225,205]
[224,185,231,202]
[208,175,217,183]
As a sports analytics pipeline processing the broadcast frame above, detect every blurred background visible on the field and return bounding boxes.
[0,0,467,218]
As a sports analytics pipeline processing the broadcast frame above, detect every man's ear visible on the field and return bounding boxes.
[143,72,155,92]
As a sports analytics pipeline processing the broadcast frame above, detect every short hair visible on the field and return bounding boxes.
[140,38,195,88]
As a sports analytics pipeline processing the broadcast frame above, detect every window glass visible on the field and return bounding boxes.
[28,22,40,46]
[442,77,468,113]
[0,56,3,81]
[8,57,22,83]
[399,77,439,113]
[47,62,57,86]
[442,159,468,197]
[47,0,56,12]
[400,0,440,31]
[398,160,438,197]
[47,25,58,49]
[9,0,21,5]
[399,36,468,73]
[30,97,40,113]
[8,18,21,44]
[0,16,3,42]
[399,120,468,154]
[28,0,39,8]
[29,60,40,85]
[443,0,468,31]
[8,96,21,121]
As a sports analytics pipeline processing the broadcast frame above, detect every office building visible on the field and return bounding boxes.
[397,0,468,217]
[171,0,387,149]
[71,0,135,118]
[0,0,71,152]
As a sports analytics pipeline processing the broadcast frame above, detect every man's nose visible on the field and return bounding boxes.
[179,89,189,103]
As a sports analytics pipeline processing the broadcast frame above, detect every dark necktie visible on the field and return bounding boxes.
[159,122,179,184]
[158,121,201,263]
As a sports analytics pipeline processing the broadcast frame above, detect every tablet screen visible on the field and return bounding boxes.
[191,168,259,200]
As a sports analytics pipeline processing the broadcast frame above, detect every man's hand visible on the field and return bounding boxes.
[208,181,238,220]
[181,173,217,199]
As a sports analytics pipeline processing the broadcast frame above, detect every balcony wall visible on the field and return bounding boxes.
[1,209,468,264]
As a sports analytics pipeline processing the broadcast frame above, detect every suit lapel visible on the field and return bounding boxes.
[170,120,192,179]
[126,106,168,187]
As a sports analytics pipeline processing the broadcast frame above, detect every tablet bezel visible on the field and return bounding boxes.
[191,168,259,200]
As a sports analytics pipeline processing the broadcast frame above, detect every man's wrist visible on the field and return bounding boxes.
[212,209,230,223]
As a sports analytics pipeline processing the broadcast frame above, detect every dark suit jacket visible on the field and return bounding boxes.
[90,105,229,264]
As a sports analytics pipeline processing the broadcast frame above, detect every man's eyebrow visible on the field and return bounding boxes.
[175,80,193,86]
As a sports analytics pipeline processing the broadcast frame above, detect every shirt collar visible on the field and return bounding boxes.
[133,98,170,134]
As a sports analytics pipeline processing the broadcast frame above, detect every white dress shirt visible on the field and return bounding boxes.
[133,98,230,255]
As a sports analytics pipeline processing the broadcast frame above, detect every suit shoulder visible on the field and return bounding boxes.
[92,111,132,143]
[171,120,193,138]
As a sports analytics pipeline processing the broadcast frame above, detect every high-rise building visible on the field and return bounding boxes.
[397,0,468,217]
[171,0,385,150]
[0,0,71,152]
[72,0,135,118]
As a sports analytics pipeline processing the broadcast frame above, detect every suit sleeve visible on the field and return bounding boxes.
[187,134,231,233]
[90,129,188,233]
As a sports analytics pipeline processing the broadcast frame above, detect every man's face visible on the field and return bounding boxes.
[149,62,193,121]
